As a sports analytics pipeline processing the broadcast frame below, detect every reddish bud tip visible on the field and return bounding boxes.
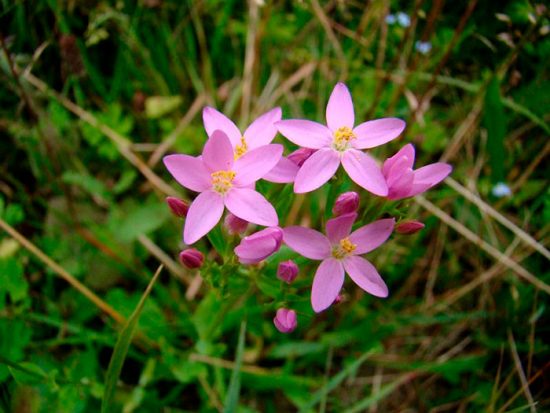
[179,248,204,269]
[224,213,248,235]
[332,192,360,216]
[288,148,316,167]
[166,197,189,218]
[395,220,425,235]
[273,308,297,333]
[277,260,299,283]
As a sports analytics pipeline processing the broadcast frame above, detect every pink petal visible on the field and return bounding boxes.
[163,154,211,192]
[243,107,282,149]
[294,148,340,193]
[263,156,299,183]
[275,120,332,149]
[311,258,345,312]
[353,118,405,149]
[382,144,415,176]
[233,144,283,186]
[386,157,413,187]
[349,218,395,255]
[341,149,388,196]
[387,168,414,200]
[202,106,242,147]
[224,188,278,226]
[283,226,331,260]
[202,130,234,172]
[413,162,452,187]
[234,227,283,264]
[326,82,354,130]
[184,191,225,244]
[343,256,388,297]
[326,212,357,244]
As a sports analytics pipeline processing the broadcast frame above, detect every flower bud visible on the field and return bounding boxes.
[166,197,189,218]
[224,213,248,235]
[277,260,299,283]
[179,248,204,269]
[288,148,316,167]
[273,308,297,333]
[395,220,425,235]
[234,227,283,264]
[332,192,359,216]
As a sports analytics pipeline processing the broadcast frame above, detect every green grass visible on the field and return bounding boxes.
[1,1,549,412]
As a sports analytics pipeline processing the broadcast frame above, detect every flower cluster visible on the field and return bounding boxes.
[164,83,452,333]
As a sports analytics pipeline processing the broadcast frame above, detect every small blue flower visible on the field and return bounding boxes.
[396,12,411,28]
[385,14,396,25]
[415,41,432,55]
[491,182,512,198]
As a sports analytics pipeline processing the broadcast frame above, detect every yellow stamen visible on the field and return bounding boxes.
[211,170,236,195]
[234,137,248,160]
[332,126,356,152]
[332,237,357,259]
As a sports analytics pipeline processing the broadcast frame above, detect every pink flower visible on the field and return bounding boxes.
[202,106,298,183]
[332,191,359,216]
[283,213,394,313]
[166,196,189,217]
[179,248,204,269]
[382,144,452,200]
[234,226,283,264]
[164,131,281,244]
[277,260,299,283]
[276,82,405,194]
[224,213,248,235]
[395,220,425,234]
[273,308,297,333]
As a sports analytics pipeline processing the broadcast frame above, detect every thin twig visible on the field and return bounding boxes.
[0,218,125,324]
[414,196,550,295]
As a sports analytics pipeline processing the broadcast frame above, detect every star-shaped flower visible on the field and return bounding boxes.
[164,130,282,244]
[276,82,406,194]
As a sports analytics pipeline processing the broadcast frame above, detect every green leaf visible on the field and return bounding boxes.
[101,265,163,413]
[223,320,246,413]
[484,76,506,183]
[145,96,183,119]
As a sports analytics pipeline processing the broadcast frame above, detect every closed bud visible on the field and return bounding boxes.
[166,197,189,218]
[224,213,248,234]
[273,308,297,333]
[234,227,283,264]
[395,220,425,235]
[179,248,204,269]
[288,148,316,167]
[332,192,359,216]
[277,260,299,283]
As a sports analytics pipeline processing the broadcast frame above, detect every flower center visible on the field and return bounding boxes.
[234,137,248,160]
[211,170,236,195]
[332,126,356,152]
[332,237,357,259]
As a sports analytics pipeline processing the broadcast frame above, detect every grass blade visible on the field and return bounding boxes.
[298,348,377,412]
[101,264,164,413]
[223,320,247,413]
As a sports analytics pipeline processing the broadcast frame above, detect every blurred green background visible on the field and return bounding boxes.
[1,0,549,412]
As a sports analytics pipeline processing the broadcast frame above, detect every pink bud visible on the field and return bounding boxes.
[224,213,248,235]
[277,260,299,283]
[273,308,297,333]
[179,248,204,269]
[332,192,359,216]
[234,227,283,264]
[288,148,316,167]
[166,197,189,218]
[395,220,425,234]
